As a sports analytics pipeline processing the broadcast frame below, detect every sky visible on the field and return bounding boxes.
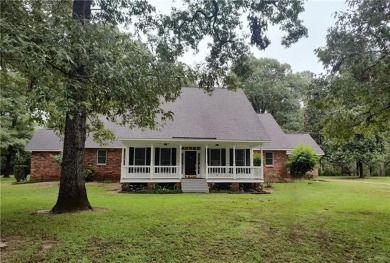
[151,0,348,75]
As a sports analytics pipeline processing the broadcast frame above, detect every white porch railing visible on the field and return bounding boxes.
[121,165,181,180]
[207,166,263,180]
[120,165,263,181]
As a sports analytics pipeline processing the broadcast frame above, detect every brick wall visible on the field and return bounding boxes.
[30,151,61,181]
[84,148,121,181]
[260,150,290,182]
[30,149,122,181]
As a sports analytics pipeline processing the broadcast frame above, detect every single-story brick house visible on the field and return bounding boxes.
[256,114,324,182]
[25,87,323,191]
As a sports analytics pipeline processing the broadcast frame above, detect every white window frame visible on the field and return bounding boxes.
[265,152,274,167]
[97,149,107,165]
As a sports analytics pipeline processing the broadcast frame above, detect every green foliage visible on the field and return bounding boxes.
[322,134,387,176]
[314,0,390,138]
[253,152,262,166]
[0,72,34,176]
[84,169,95,182]
[287,144,319,178]
[13,165,30,182]
[51,153,63,165]
[232,57,313,132]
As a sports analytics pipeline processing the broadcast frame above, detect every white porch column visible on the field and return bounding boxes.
[250,147,254,178]
[261,147,264,180]
[179,144,182,178]
[233,145,236,179]
[121,144,125,179]
[205,144,208,179]
[125,143,129,166]
[150,143,154,179]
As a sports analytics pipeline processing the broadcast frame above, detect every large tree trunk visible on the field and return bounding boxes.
[51,102,92,213]
[2,146,14,178]
[379,162,385,176]
[50,0,92,214]
[357,161,364,178]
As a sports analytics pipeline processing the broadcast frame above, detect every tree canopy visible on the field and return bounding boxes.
[314,0,390,138]
[231,56,314,132]
[0,72,34,177]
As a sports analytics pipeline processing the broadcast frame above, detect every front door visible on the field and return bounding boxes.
[185,151,197,176]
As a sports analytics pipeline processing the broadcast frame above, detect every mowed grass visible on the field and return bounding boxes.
[1,177,389,263]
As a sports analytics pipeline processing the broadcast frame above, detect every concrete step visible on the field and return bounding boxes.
[181,179,209,193]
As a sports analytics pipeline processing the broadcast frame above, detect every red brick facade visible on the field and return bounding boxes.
[30,149,122,181]
[255,150,319,182]
[259,150,290,182]
[84,149,122,181]
[30,151,62,181]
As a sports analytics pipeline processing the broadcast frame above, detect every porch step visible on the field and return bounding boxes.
[181,179,209,193]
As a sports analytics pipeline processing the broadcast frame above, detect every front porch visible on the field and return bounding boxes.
[120,140,264,183]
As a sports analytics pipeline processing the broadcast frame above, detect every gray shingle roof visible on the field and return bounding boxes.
[26,88,270,151]
[25,129,122,151]
[257,113,324,155]
[111,87,270,141]
[257,113,292,150]
[286,134,325,155]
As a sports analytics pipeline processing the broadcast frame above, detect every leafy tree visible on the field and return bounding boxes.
[0,72,34,178]
[315,0,390,138]
[0,0,307,213]
[287,145,319,178]
[232,57,313,132]
[322,134,386,178]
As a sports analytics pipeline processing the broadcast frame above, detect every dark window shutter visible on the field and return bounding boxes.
[129,147,134,165]
[146,148,151,165]
[172,148,177,165]
[229,149,233,166]
[221,149,226,166]
[246,149,250,166]
[155,148,160,166]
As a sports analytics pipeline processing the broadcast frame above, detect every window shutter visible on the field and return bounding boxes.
[129,147,134,165]
[155,148,160,166]
[221,149,226,166]
[229,149,233,166]
[246,149,250,166]
[172,148,177,165]
[146,148,151,165]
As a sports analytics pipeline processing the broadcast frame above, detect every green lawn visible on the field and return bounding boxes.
[1,177,389,263]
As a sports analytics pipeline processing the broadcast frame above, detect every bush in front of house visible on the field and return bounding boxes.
[253,152,262,166]
[287,144,319,178]
[85,169,95,182]
[14,165,30,182]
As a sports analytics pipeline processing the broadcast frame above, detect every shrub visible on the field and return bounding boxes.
[14,165,30,182]
[85,169,95,182]
[253,152,262,166]
[287,144,319,178]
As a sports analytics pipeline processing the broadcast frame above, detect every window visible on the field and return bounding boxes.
[154,148,177,166]
[265,152,273,166]
[97,150,107,165]
[129,147,151,165]
[229,149,251,166]
[208,149,226,166]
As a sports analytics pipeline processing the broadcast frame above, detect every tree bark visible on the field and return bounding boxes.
[2,146,14,178]
[50,0,93,214]
[51,101,92,213]
[357,161,364,178]
[379,162,385,176]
